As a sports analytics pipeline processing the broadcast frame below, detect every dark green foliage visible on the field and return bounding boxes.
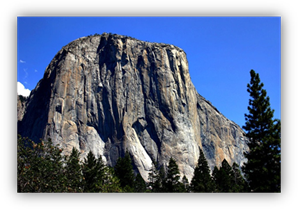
[212,166,221,193]
[181,175,190,192]
[100,167,123,192]
[213,160,230,192]
[231,162,249,192]
[147,160,162,192]
[17,135,30,192]
[82,151,106,192]
[190,148,214,192]
[17,135,67,192]
[218,159,234,192]
[212,166,220,192]
[212,159,248,192]
[65,147,83,192]
[164,157,182,192]
[114,151,135,191]
[242,69,281,192]
[41,140,67,191]
[148,158,188,192]
[17,135,122,193]
[82,151,97,192]
[158,165,167,190]
[82,151,123,192]
[17,135,251,193]
[135,173,147,192]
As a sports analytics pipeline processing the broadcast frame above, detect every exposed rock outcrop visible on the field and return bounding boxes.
[17,95,27,121]
[18,33,249,181]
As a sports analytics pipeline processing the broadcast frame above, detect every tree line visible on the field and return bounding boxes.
[17,135,248,193]
[17,69,281,193]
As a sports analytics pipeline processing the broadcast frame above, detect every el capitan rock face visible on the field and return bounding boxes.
[18,33,249,181]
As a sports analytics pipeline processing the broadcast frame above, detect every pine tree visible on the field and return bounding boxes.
[17,135,31,192]
[30,139,67,193]
[134,173,147,192]
[190,147,214,192]
[18,137,67,192]
[35,139,67,192]
[231,162,248,192]
[212,159,234,192]
[158,165,167,189]
[212,166,220,192]
[242,69,281,192]
[82,151,105,192]
[181,175,190,192]
[114,151,135,191]
[219,159,234,192]
[164,157,181,192]
[17,135,29,193]
[101,167,123,192]
[65,147,83,192]
[147,160,162,192]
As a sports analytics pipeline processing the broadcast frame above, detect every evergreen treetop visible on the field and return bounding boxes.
[65,147,83,192]
[164,157,182,192]
[190,147,214,192]
[242,69,281,192]
[82,151,106,192]
[147,160,162,192]
[114,151,135,191]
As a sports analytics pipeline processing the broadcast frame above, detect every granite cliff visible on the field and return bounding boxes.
[17,95,27,122]
[18,33,249,181]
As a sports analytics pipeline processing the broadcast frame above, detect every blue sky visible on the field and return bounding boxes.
[17,17,281,128]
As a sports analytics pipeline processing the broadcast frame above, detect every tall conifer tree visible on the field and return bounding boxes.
[212,166,220,192]
[219,159,234,192]
[134,173,147,192]
[65,147,83,192]
[212,159,233,192]
[164,157,181,192]
[114,151,135,191]
[190,147,214,192]
[147,160,162,192]
[82,151,106,192]
[242,69,281,192]
[181,175,190,192]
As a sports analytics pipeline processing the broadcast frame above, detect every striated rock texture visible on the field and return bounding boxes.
[17,95,27,121]
[18,33,249,181]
